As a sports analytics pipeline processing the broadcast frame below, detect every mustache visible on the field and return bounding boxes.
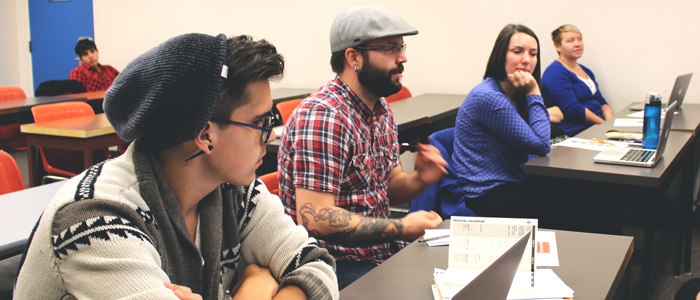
[390,64,404,75]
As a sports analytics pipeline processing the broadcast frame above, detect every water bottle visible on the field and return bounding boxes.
[642,92,662,149]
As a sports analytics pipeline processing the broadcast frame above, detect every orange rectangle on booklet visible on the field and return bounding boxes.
[537,241,550,253]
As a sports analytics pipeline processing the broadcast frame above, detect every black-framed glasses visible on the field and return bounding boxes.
[212,111,275,143]
[354,43,407,56]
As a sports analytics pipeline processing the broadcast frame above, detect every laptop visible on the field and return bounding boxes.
[594,101,677,167]
[450,231,531,300]
[629,73,693,111]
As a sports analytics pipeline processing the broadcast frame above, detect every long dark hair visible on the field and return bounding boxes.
[483,24,541,86]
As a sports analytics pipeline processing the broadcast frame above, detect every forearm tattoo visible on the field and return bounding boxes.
[298,203,403,246]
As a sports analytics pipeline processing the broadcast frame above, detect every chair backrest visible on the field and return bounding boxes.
[35,80,86,97]
[259,172,279,195]
[0,150,25,194]
[430,127,455,158]
[384,85,412,103]
[31,101,94,123]
[276,98,304,124]
[0,86,27,101]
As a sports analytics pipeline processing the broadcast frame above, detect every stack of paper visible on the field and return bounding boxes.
[432,268,574,300]
[427,217,573,300]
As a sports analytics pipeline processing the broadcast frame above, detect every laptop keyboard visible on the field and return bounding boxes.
[621,149,655,163]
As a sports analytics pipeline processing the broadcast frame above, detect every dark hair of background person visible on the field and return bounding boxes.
[211,35,285,123]
[75,39,97,56]
[484,24,542,86]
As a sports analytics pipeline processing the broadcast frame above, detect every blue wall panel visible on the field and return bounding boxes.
[29,0,94,93]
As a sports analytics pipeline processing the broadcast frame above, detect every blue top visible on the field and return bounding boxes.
[541,60,608,134]
[453,77,551,198]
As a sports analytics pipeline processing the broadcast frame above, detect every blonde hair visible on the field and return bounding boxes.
[551,24,582,45]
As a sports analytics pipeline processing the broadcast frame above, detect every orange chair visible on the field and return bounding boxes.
[0,150,25,195]
[30,102,109,180]
[276,98,304,124]
[384,85,412,103]
[259,172,279,196]
[0,86,28,151]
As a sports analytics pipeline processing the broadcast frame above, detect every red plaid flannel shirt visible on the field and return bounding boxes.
[277,76,408,264]
[69,64,119,92]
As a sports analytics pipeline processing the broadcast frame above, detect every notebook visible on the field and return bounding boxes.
[594,101,677,167]
[629,73,693,111]
[450,231,531,300]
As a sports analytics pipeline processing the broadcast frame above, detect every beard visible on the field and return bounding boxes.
[357,61,404,98]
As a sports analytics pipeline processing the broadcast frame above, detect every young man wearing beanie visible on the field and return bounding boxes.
[69,38,120,92]
[277,6,446,289]
[15,33,338,300]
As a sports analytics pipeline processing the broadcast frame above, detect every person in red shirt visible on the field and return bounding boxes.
[69,39,120,92]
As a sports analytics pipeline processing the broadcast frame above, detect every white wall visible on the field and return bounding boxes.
[90,0,698,111]
[2,0,33,96]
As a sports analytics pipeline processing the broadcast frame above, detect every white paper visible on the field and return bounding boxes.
[614,118,645,127]
[555,137,628,151]
[424,228,450,240]
[627,111,645,118]
[433,268,573,300]
[273,126,285,136]
[534,231,559,267]
[427,236,451,247]
[449,217,537,272]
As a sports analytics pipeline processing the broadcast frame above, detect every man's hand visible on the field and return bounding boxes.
[414,143,448,186]
[400,210,443,241]
[230,264,279,300]
[507,71,540,96]
[165,282,202,300]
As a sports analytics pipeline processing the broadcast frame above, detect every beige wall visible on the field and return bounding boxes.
[2,0,33,96]
[24,0,699,110]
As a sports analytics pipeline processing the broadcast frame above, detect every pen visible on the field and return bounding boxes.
[419,234,449,242]
[400,142,419,153]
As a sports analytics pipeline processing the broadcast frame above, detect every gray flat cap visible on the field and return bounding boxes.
[330,6,418,53]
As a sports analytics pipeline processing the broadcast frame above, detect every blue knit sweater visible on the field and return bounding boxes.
[453,77,550,198]
[541,60,608,134]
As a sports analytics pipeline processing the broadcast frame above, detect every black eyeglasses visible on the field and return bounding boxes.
[354,43,407,56]
[212,111,275,143]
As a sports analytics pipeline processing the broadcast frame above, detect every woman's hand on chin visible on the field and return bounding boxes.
[507,71,540,96]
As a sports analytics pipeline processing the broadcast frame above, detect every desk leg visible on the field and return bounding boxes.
[83,149,93,170]
[641,192,660,300]
[26,140,38,187]
[682,141,694,274]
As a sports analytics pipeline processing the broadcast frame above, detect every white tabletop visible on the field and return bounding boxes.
[0,181,65,259]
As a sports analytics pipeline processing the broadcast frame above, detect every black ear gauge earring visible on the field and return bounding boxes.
[185,145,214,162]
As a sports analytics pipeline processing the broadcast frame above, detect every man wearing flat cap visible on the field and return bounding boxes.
[278,6,446,289]
[15,33,338,300]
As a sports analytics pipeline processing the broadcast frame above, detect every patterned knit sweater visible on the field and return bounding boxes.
[14,141,338,300]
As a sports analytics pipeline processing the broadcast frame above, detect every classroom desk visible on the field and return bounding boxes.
[618,103,700,275]
[59,90,107,113]
[0,181,66,260]
[525,118,694,300]
[270,88,316,105]
[265,93,466,153]
[340,222,634,300]
[20,114,126,187]
[0,96,87,126]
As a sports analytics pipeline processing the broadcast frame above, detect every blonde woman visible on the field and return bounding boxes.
[541,24,612,136]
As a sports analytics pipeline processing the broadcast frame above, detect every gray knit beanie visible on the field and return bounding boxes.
[104,33,228,151]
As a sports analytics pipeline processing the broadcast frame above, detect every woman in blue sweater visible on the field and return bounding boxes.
[541,24,613,136]
[453,24,551,218]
